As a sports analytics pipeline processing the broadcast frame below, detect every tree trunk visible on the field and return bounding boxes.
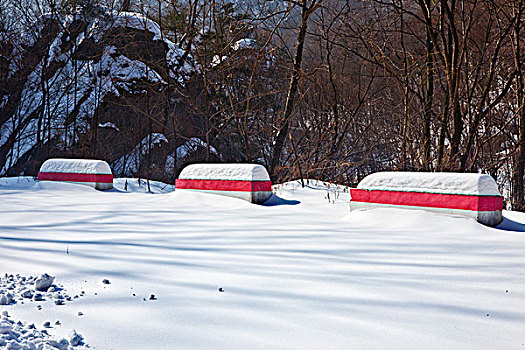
[422,0,434,171]
[269,0,318,180]
[513,1,525,211]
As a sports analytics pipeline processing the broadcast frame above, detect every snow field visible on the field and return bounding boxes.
[0,178,524,349]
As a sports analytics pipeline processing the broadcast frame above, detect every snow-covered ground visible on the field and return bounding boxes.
[1,177,524,349]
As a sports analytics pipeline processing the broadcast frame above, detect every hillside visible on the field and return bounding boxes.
[0,6,198,180]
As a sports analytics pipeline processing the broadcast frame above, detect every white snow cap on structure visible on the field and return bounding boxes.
[357,172,501,196]
[40,159,112,175]
[179,163,270,181]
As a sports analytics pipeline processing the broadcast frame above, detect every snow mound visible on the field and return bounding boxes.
[39,159,112,175]
[178,163,270,181]
[357,172,501,196]
[0,177,36,189]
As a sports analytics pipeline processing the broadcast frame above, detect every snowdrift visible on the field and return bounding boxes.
[37,158,113,190]
[350,172,503,225]
[175,163,272,203]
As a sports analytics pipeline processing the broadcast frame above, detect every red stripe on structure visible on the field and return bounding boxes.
[176,179,272,192]
[38,172,113,184]
[252,181,272,192]
[350,189,502,211]
[351,189,370,202]
[478,196,503,211]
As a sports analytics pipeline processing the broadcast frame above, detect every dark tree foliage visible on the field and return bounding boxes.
[1,0,525,209]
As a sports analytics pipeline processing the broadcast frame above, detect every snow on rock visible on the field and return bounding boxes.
[165,137,220,172]
[112,133,168,177]
[114,12,163,41]
[34,274,55,292]
[111,53,167,88]
[166,41,196,81]
[357,171,501,196]
[178,163,270,181]
[1,6,197,176]
[232,38,256,51]
[99,122,120,131]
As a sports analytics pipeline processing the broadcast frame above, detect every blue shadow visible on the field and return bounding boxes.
[495,216,525,232]
[261,194,300,206]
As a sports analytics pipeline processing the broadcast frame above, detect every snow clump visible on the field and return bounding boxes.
[0,312,88,349]
[0,274,90,348]
[35,274,55,292]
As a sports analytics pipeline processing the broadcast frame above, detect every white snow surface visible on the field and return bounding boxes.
[178,163,270,181]
[1,177,525,349]
[39,159,112,175]
[357,171,501,196]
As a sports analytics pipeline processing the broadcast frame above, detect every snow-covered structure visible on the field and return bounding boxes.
[350,172,503,226]
[38,159,113,190]
[175,164,272,203]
